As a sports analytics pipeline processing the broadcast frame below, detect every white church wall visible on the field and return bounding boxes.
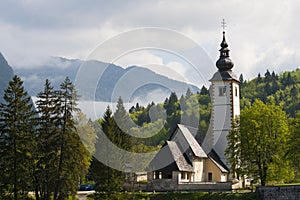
[193,158,203,182]
[209,80,240,166]
[211,81,232,105]
[212,106,232,131]
[221,173,227,182]
[232,82,240,117]
[210,81,232,151]
[213,130,229,164]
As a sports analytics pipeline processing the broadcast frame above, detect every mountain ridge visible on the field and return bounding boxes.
[14,57,200,102]
[0,52,14,103]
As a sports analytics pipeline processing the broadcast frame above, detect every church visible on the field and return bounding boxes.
[147,30,240,191]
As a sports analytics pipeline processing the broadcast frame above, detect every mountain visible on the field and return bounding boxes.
[0,52,14,103]
[15,57,199,102]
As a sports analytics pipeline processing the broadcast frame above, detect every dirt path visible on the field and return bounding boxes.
[77,191,95,200]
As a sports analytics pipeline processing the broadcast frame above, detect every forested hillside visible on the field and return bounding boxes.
[240,68,300,117]
[126,68,300,148]
[126,87,211,148]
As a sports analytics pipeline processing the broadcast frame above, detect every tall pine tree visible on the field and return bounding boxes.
[35,79,60,200]
[53,77,90,200]
[90,106,125,199]
[0,75,37,200]
[113,97,132,151]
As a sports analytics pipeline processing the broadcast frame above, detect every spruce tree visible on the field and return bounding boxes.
[264,69,271,82]
[185,88,193,98]
[164,92,181,136]
[0,75,36,200]
[113,97,132,151]
[239,74,244,87]
[257,73,262,83]
[200,85,209,95]
[90,106,125,198]
[53,77,90,200]
[35,79,60,200]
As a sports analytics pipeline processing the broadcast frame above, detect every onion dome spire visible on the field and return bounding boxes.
[216,31,234,71]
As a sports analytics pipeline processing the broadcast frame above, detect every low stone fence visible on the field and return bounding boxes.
[256,185,300,200]
[147,180,232,192]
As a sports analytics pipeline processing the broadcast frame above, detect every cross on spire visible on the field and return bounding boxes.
[221,18,226,31]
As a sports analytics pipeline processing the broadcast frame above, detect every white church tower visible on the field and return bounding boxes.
[203,29,240,166]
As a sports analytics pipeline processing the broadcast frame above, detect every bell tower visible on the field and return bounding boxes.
[203,26,240,166]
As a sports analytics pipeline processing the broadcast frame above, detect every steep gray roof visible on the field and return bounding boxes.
[149,141,194,172]
[167,141,193,172]
[177,124,207,158]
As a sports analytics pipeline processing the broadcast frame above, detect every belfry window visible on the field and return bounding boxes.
[235,86,238,97]
[219,86,226,96]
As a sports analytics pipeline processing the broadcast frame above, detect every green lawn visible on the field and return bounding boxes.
[89,191,260,200]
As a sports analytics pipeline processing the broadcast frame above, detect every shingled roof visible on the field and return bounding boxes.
[149,141,193,172]
[177,124,207,158]
[167,141,193,172]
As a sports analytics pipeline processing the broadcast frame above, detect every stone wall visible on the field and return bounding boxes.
[147,180,232,192]
[256,186,300,200]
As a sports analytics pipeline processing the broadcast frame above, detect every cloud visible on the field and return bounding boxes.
[114,50,163,68]
[113,50,195,84]
[0,0,299,81]
[131,88,171,106]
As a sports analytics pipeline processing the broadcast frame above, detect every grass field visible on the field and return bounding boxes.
[88,191,260,200]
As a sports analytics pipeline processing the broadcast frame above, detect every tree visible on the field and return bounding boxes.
[0,75,37,200]
[257,73,262,83]
[179,95,187,112]
[271,71,278,80]
[286,72,294,86]
[164,92,179,116]
[185,88,193,99]
[163,92,181,137]
[53,77,90,200]
[225,118,242,180]
[75,112,97,156]
[290,85,298,101]
[200,85,209,95]
[239,74,245,87]
[89,106,125,199]
[271,80,280,94]
[287,111,300,180]
[265,69,271,82]
[113,97,132,151]
[226,100,293,186]
[264,83,272,97]
[35,79,60,200]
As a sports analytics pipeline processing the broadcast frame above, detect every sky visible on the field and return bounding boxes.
[0,0,300,83]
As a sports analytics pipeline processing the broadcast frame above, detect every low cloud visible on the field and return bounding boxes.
[0,0,299,80]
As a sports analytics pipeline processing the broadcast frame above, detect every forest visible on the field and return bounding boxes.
[0,68,299,199]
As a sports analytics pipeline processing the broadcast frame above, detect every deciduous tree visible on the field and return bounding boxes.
[226,100,293,186]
